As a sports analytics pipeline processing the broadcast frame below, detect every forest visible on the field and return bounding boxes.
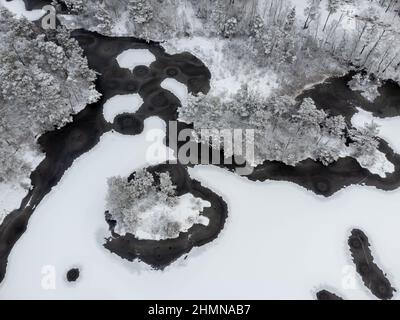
[0,7,99,185]
[1,0,400,300]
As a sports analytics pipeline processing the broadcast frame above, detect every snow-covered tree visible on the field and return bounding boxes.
[106,169,207,240]
[250,14,264,40]
[222,17,238,38]
[349,122,380,157]
[54,0,183,39]
[317,145,341,165]
[293,98,327,128]
[324,115,346,138]
[129,0,153,24]
[0,8,100,184]
[53,0,85,14]
[304,0,322,29]
[179,85,385,171]
[348,73,382,102]
[323,0,341,31]
[158,171,177,205]
[284,7,297,32]
[106,170,168,235]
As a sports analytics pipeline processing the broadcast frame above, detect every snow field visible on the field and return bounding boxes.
[102,94,143,123]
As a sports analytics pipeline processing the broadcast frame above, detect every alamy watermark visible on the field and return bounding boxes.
[146,121,256,176]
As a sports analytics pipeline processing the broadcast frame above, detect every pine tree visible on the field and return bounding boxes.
[303,0,322,29]
[323,0,341,31]
[129,0,153,24]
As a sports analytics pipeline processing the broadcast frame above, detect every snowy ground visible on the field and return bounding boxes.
[103,94,143,123]
[291,0,382,33]
[352,108,400,154]
[0,0,45,20]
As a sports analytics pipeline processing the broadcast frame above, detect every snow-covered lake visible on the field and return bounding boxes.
[1,157,400,299]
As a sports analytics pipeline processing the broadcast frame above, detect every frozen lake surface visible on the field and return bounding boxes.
[1,161,400,299]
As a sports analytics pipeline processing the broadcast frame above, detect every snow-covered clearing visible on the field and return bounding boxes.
[122,193,210,241]
[162,37,278,102]
[102,94,143,123]
[0,149,44,226]
[352,108,400,155]
[0,0,45,21]
[161,78,188,107]
[116,49,156,71]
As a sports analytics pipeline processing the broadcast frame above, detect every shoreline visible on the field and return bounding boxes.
[0,29,211,282]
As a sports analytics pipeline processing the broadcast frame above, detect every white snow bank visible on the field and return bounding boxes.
[128,193,210,241]
[161,78,188,107]
[116,49,156,71]
[291,0,362,33]
[352,108,400,155]
[0,149,44,226]
[102,94,143,123]
[0,0,45,21]
[162,37,278,101]
[355,149,394,178]
[339,141,394,179]
[0,183,26,225]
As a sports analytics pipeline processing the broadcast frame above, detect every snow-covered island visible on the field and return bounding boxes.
[0,0,400,301]
[105,169,210,240]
